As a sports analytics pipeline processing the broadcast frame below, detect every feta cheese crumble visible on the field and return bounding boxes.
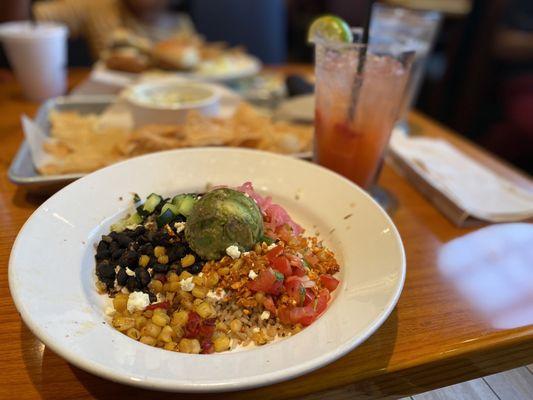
[180,276,195,292]
[248,270,258,280]
[127,291,150,313]
[266,242,277,251]
[174,221,186,233]
[206,289,226,301]
[260,311,270,320]
[226,245,241,259]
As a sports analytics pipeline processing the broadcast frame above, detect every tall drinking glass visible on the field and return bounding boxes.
[370,4,441,122]
[314,39,412,190]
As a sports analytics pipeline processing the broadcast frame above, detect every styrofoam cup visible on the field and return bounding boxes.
[0,21,68,101]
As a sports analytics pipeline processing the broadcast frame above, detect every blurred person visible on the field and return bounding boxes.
[0,0,194,58]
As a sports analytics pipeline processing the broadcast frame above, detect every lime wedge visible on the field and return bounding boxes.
[307,15,353,44]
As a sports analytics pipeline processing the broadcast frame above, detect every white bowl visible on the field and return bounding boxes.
[9,148,405,392]
[125,81,220,126]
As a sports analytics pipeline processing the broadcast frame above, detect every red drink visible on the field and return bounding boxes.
[314,41,410,189]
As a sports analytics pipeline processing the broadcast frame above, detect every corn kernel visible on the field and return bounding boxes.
[154,246,166,258]
[192,286,208,299]
[181,254,195,268]
[168,271,179,282]
[149,279,163,293]
[213,335,230,352]
[230,319,242,333]
[179,271,193,281]
[168,281,181,292]
[157,255,169,264]
[141,322,161,338]
[194,302,214,318]
[178,338,201,354]
[152,312,170,327]
[113,293,129,313]
[163,342,177,351]
[112,316,135,332]
[171,310,189,327]
[140,336,157,346]
[138,254,150,267]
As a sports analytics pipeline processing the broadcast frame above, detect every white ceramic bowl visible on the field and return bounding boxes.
[125,81,220,126]
[9,148,405,392]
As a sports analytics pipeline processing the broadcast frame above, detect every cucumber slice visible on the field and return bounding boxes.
[161,202,180,216]
[157,209,175,228]
[143,193,162,214]
[126,212,143,226]
[172,194,197,217]
[110,212,142,232]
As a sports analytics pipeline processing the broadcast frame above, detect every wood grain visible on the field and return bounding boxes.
[0,68,532,400]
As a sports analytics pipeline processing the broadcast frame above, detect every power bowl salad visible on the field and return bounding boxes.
[94,182,341,354]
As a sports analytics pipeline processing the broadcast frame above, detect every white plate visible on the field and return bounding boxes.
[92,53,261,87]
[9,148,405,392]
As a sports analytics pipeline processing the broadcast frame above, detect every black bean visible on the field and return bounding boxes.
[126,276,137,292]
[109,241,120,253]
[167,244,186,262]
[115,233,132,248]
[147,291,157,303]
[189,262,203,274]
[97,240,109,253]
[153,263,169,273]
[152,231,171,246]
[116,267,128,286]
[101,235,113,243]
[169,263,183,275]
[96,260,115,279]
[138,243,154,256]
[135,268,151,287]
[111,248,125,261]
[101,277,115,289]
[133,225,146,236]
[174,214,186,223]
[120,250,139,269]
[95,246,111,261]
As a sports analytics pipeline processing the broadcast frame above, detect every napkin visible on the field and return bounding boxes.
[389,133,533,224]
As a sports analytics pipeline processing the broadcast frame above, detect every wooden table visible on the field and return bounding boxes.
[0,68,532,400]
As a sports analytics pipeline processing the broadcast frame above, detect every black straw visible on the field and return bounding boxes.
[347,0,374,122]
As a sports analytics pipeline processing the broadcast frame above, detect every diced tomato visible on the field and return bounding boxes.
[144,301,170,311]
[200,339,214,354]
[290,305,316,326]
[266,245,283,263]
[248,269,276,292]
[184,311,202,338]
[303,252,319,267]
[291,262,306,277]
[285,277,305,306]
[320,274,340,292]
[269,278,284,296]
[303,289,315,306]
[248,268,283,295]
[272,256,292,276]
[263,296,277,315]
[198,323,215,339]
[277,306,291,325]
[315,289,331,315]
